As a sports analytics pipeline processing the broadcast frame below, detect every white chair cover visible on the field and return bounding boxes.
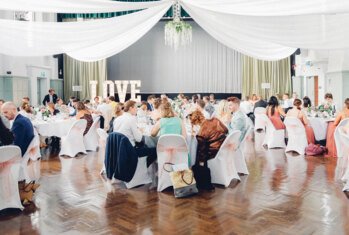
[97,128,108,174]
[254,108,267,131]
[59,119,87,158]
[156,134,189,192]
[284,117,308,155]
[263,116,286,149]
[207,131,241,187]
[0,146,23,211]
[334,118,349,158]
[235,124,253,175]
[20,130,41,182]
[84,116,100,151]
[336,128,349,191]
[125,157,152,189]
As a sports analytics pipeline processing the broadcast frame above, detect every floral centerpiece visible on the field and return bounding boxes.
[317,102,333,115]
[171,98,184,119]
[40,107,51,119]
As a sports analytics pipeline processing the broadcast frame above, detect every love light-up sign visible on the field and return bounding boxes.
[90,80,141,103]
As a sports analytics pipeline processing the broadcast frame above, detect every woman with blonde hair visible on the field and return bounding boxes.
[151,102,186,137]
[215,100,231,127]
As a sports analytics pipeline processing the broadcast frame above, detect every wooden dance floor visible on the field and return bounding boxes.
[1,132,349,235]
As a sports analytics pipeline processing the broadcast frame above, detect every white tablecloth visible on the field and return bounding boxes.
[308,117,334,141]
[32,118,76,138]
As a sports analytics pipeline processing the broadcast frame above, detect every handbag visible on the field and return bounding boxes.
[305,143,327,156]
[164,163,198,198]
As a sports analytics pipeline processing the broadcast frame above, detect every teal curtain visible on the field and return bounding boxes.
[59,0,190,19]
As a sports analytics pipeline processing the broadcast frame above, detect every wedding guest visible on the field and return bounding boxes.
[147,95,156,111]
[75,101,93,136]
[303,96,312,109]
[191,94,199,104]
[42,88,58,105]
[251,94,258,105]
[0,117,14,146]
[137,101,148,120]
[321,93,337,113]
[228,97,248,141]
[203,96,215,112]
[47,102,60,116]
[282,93,293,112]
[215,100,231,127]
[287,99,315,144]
[253,95,268,112]
[107,96,117,113]
[326,98,349,157]
[193,109,228,162]
[93,96,100,109]
[177,93,185,101]
[1,102,34,156]
[266,96,286,130]
[195,99,209,119]
[110,102,124,133]
[83,100,92,110]
[22,97,30,105]
[151,102,186,137]
[95,98,113,131]
[240,96,254,115]
[67,96,76,107]
[113,100,157,164]
[189,110,205,136]
[209,94,216,105]
[19,102,34,119]
[150,98,162,122]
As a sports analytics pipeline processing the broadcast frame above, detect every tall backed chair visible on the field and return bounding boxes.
[0,146,23,211]
[263,116,286,149]
[254,107,267,131]
[337,128,349,191]
[157,134,189,192]
[235,124,253,175]
[97,128,108,174]
[207,131,241,187]
[125,157,152,189]
[284,117,308,155]
[20,131,41,182]
[335,118,349,158]
[84,117,100,151]
[59,119,87,158]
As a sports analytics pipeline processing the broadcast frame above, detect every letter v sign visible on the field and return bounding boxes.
[115,80,129,103]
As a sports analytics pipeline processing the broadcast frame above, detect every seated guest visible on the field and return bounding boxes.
[42,88,58,105]
[181,96,191,117]
[0,117,14,146]
[240,96,254,115]
[191,94,199,105]
[282,93,293,112]
[228,97,248,141]
[93,96,100,109]
[194,109,228,162]
[251,94,258,105]
[189,110,205,136]
[137,101,148,121]
[69,98,80,116]
[253,95,268,112]
[150,98,162,123]
[266,96,286,130]
[83,100,92,110]
[303,96,312,109]
[67,96,76,107]
[151,102,186,137]
[113,100,156,162]
[147,95,156,111]
[47,102,60,116]
[287,99,315,144]
[110,102,124,133]
[196,99,210,119]
[94,98,112,130]
[107,96,117,113]
[209,94,216,105]
[215,100,231,127]
[75,101,93,136]
[326,98,349,157]
[22,97,31,105]
[19,102,34,120]
[320,93,337,113]
[1,102,34,156]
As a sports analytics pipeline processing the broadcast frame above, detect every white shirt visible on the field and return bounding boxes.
[282,99,293,109]
[49,95,53,103]
[240,101,254,114]
[113,112,142,146]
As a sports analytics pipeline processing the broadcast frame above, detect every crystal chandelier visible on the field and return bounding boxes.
[164,1,192,51]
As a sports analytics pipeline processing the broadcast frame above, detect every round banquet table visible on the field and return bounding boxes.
[32,118,76,138]
[308,117,335,141]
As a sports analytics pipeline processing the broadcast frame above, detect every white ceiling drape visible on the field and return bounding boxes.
[0,0,169,13]
[178,0,349,16]
[181,0,349,60]
[0,1,172,61]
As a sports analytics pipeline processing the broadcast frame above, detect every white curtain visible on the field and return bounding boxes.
[0,2,172,61]
[179,0,349,16]
[181,0,349,60]
[0,0,166,13]
[108,22,242,93]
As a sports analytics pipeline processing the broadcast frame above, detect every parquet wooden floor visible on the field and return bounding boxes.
[1,132,349,235]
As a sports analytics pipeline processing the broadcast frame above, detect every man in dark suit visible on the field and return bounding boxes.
[1,102,34,156]
[253,95,268,112]
[146,95,156,111]
[42,88,58,105]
